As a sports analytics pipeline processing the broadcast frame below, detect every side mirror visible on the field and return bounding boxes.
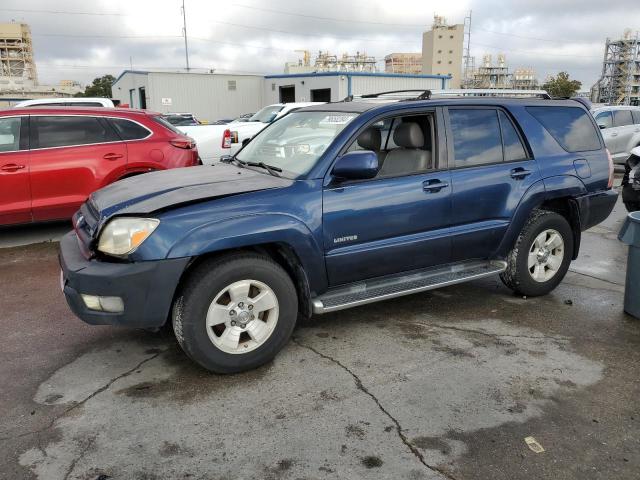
[219,155,233,163]
[242,137,252,147]
[333,150,379,180]
[598,124,607,130]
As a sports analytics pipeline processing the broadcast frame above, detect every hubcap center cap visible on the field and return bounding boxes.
[537,248,550,264]
[237,310,251,324]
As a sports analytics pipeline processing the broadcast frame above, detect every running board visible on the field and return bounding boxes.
[312,260,507,314]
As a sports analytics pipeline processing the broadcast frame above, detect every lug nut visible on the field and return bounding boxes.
[229,310,235,316]
[230,320,236,326]
[238,302,244,308]
[248,304,253,310]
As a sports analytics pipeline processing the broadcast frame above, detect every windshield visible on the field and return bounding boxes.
[249,105,285,123]
[236,111,358,177]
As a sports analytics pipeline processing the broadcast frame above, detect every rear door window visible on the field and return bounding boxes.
[110,118,151,140]
[449,109,503,168]
[613,109,634,127]
[527,106,600,152]
[498,111,528,162]
[31,116,115,149]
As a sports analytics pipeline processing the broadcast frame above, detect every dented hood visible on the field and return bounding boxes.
[90,164,293,221]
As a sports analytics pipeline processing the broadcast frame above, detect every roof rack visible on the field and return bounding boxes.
[343,88,551,103]
[428,89,551,99]
[344,89,432,102]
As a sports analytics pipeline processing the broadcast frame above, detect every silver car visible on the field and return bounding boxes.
[592,106,640,165]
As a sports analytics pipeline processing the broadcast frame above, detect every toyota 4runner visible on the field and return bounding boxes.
[59,91,618,373]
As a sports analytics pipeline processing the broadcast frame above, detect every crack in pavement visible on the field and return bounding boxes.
[568,269,624,287]
[416,322,568,342]
[0,352,162,443]
[291,337,458,480]
[63,435,95,480]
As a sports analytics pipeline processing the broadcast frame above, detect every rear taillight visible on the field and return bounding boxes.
[222,129,231,149]
[170,138,195,149]
[606,148,614,189]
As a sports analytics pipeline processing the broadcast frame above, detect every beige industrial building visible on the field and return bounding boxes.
[473,54,512,89]
[285,50,377,74]
[0,22,82,105]
[422,16,464,88]
[384,53,423,74]
[0,22,37,91]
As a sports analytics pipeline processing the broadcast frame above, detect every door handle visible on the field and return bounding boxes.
[0,163,25,172]
[510,167,532,179]
[423,179,449,193]
[611,132,618,137]
[103,153,124,160]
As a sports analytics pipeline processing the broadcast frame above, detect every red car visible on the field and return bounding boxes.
[0,107,198,225]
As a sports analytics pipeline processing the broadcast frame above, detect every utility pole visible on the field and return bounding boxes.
[181,0,190,71]
[462,10,473,88]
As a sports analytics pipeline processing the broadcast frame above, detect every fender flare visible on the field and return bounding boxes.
[494,175,586,259]
[166,213,328,293]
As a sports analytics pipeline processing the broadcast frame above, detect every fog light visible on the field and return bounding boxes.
[81,294,124,313]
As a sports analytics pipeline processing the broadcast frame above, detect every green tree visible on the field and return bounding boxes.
[542,72,582,98]
[75,74,115,98]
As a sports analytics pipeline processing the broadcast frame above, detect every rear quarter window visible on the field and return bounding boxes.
[109,118,151,140]
[527,106,601,152]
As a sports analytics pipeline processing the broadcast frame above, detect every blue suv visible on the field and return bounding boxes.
[59,91,617,373]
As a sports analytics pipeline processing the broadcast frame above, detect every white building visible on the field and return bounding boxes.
[111,70,266,123]
[264,72,450,103]
[112,70,451,122]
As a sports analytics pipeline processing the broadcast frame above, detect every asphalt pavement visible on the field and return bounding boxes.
[0,192,638,480]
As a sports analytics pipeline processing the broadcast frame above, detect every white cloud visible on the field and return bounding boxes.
[1,0,637,88]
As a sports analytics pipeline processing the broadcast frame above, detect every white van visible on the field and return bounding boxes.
[12,97,116,108]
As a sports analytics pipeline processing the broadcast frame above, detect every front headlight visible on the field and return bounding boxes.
[97,217,160,256]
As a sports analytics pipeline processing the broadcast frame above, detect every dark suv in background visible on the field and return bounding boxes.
[59,91,617,373]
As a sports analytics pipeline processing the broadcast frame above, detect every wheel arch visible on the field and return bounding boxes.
[173,243,313,326]
[495,178,583,260]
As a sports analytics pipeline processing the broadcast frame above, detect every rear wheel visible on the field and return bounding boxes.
[172,253,298,373]
[500,210,573,297]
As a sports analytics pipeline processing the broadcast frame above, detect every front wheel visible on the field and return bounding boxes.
[500,210,573,297]
[172,253,298,373]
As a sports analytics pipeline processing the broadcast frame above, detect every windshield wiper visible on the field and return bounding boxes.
[246,161,282,177]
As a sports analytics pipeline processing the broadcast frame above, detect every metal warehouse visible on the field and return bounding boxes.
[111,70,265,123]
[112,70,451,123]
[263,72,450,103]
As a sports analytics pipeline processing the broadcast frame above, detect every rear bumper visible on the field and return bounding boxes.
[576,189,619,231]
[59,231,190,328]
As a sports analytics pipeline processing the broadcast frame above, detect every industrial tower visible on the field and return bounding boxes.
[0,22,37,91]
[595,30,640,105]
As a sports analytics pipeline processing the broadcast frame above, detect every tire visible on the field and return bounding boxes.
[500,209,573,297]
[172,253,298,374]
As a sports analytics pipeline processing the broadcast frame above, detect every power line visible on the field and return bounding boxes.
[226,2,427,27]
[0,7,125,16]
[473,42,601,59]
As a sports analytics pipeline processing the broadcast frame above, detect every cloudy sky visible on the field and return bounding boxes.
[2,0,639,89]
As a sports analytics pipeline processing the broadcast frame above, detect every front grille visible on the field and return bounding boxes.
[73,200,100,258]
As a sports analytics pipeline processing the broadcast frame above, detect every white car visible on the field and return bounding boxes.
[178,102,323,164]
[592,106,640,165]
[12,97,115,108]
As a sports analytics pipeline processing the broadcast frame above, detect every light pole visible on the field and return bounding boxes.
[182,0,190,71]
